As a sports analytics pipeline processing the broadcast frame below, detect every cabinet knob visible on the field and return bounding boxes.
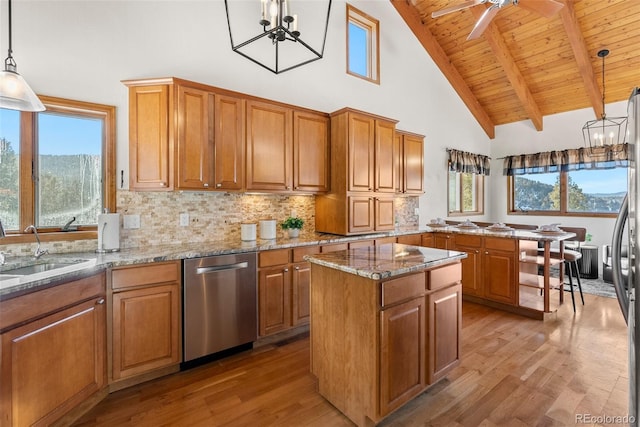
[475,250,479,254]
[284,268,289,272]
[160,182,167,187]
[203,183,209,188]
[485,251,489,255]
[295,266,300,270]
[96,298,105,305]
[286,186,291,190]
[216,183,222,188]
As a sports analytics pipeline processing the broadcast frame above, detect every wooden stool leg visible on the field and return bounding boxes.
[573,260,584,305]
[567,263,576,312]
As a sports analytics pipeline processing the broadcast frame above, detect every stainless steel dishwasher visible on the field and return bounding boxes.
[183,252,257,364]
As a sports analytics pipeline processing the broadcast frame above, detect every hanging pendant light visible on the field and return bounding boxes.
[224,0,332,74]
[0,0,45,112]
[582,49,626,152]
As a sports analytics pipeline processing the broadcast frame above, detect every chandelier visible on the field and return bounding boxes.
[582,49,627,151]
[224,0,332,74]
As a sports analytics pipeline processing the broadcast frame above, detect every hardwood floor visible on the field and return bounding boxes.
[74,294,628,426]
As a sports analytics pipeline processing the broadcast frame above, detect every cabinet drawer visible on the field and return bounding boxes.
[381,273,425,307]
[259,249,291,267]
[484,237,516,252]
[375,237,397,245]
[426,262,461,291]
[112,261,180,290]
[455,234,482,248]
[349,239,374,249]
[321,243,348,253]
[292,245,320,263]
[397,234,422,246]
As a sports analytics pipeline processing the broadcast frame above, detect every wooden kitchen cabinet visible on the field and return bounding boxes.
[246,100,293,192]
[0,273,106,427]
[453,234,483,297]
[397,233,423,246]
[176,85,214,190]
[258,246,318,336]
[431,232,455,250]
[316,108,398,235]
[128,83,172,190]
[126,78,246,192]
[110,261,181,388]
[311,260,462,425]
[293,110,330,192]
[214,93,245,191]
[482,238,518,305]
[395,130,425,195]
[379,296,426,415]
[427,283,462,384]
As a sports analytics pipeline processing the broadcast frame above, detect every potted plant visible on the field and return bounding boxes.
[281,216,304,238]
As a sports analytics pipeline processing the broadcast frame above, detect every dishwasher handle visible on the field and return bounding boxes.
[196,261,249,275]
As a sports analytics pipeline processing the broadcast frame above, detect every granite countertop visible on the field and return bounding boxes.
[305,243,467,280]
[0,224,575,298]
[426,225,576,242]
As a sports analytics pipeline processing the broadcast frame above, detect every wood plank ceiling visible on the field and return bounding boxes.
[391,0,640,139]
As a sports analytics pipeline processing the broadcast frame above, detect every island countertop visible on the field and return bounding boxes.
[305,243,467,280]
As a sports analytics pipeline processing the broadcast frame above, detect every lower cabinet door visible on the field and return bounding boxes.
[112,284,180,380]
[292,262,311,326]
[427,284,462,384]
[258,267,292,336]
[456,245,482,297]
[0,297,106,427]
[379,297,426,416]
[483,249,517,305]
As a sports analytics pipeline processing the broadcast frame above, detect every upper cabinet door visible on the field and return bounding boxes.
[293,111,329,193]
[375,120,396,193]
[348,113,375,192]
[214,94,245,191]
[129,84,172,190]
[402,133,424,194]
[246,101,293,191]
[176,85,214,190]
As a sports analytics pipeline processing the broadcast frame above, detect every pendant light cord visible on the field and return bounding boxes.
[5,0,16,68]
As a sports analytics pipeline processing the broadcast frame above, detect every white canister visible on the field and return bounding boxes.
[259,219,277,240]
[241,223,257,241]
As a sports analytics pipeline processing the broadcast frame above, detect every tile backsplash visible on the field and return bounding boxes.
[2,191,419,254]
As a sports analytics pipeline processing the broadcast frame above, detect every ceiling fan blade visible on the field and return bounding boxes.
[516,0,564,18]
[431,0,486,18]
[467,5,499,40]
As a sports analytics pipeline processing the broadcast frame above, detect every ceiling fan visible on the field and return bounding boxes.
[431,0,564,41]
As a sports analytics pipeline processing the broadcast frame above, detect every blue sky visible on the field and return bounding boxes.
[0,109,102,156]
[532,169,627,194]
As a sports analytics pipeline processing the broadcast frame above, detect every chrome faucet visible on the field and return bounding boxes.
[24,225,49,259]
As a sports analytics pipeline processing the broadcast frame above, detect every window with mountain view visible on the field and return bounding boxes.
[509,168,627,216]
[0,96,115,236]
[448,171,484,215]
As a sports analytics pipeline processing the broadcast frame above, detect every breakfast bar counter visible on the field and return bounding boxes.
[305,244,466,426]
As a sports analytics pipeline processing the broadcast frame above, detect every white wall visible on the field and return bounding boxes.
[489,99,629,254]
[1,0,490,225]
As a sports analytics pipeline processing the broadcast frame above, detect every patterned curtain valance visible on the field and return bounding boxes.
[503,143,629,176]
[447,148,491,176]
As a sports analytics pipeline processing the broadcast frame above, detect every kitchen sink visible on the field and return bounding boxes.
[0,258,97,289]
[2,262,80,276]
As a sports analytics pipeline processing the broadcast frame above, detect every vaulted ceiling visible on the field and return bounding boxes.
[390,0,640,138]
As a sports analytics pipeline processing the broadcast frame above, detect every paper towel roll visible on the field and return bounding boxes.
[97,213,120,252]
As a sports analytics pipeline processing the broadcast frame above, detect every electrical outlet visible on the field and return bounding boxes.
[414,208,420,216]
[180,213,189,227]
[123,214,140,229]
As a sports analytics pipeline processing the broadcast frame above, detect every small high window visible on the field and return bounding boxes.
[346,4,379,84]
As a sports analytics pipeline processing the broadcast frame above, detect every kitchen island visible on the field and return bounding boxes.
[305,243,466,426]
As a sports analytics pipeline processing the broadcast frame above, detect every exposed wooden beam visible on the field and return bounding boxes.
[558,0,603,119]
[390,0,495,139]
[470,6,543,131]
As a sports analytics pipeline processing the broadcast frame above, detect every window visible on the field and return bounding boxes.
[447,149,489,216]
[346,4,379,84]
[505,145,628,217]
[448,171,484,215]
[0,96,115,240]
[509,168,627,216]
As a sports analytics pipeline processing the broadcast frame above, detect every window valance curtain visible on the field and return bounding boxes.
[503,143,628,176]
[447,148,491,176]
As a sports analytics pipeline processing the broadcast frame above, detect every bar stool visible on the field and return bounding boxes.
[538,227,586,312]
